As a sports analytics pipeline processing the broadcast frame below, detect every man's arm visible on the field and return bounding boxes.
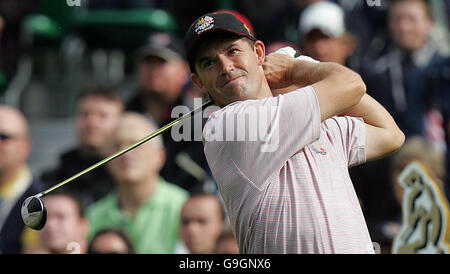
[263,53,366,122]
[340,93,405,161]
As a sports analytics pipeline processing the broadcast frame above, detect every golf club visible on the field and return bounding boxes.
[21,99,214,230]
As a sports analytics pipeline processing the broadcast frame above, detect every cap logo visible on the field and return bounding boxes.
[195,16,215,35]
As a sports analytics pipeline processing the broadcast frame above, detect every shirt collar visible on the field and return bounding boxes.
[0,165,32,200]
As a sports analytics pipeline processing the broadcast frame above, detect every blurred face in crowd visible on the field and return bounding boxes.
[303,29,355,65]
[181,195,224,254]
[89,232,132,254]
[216,235,239,254]
[39,195,88,254]
[138,56,189,104]
[0,106,30,178]
[389,0,433,51]
[77,96,123,156]
[109,113,165,185]
[191,35,268,107]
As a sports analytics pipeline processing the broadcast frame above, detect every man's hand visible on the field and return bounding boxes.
[262,52,296,90]
[263,49,321,96]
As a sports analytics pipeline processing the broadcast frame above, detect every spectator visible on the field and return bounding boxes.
[127,32,210,193]
[0,105,44,253]
[360,0,446,138]
[41,84,124,206]
[350,0,448,236]
[86,112,188,254]
[33,190,89,254]
[215,225,239,254]
[128,32,189,124]
[298,1,357,67]
[180,193,225,254]
[87,228,135,254]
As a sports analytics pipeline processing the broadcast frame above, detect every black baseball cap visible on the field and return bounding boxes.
[184,12,257,72]
[138,32,186,62]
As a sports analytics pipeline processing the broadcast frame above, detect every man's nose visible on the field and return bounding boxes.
[185,221,201,235]
[218,56,234,74]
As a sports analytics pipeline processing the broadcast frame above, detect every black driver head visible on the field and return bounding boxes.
[21,196,47,230]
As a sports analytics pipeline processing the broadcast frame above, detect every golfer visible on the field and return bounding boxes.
[184,12,405,254]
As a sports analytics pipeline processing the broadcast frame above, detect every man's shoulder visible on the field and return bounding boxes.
[86,192,116,217]
[203,98,278,132]
[157,179,189,201]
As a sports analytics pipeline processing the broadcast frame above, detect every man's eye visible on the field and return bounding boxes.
[229,48,239,55]
[201,59,214,68]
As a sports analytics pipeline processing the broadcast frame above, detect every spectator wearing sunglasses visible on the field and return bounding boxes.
[0,105,44,253]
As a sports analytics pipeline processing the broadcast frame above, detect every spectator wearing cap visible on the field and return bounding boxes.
[127,32,212,193]
[298,1,357,67]
[128,32,190,124]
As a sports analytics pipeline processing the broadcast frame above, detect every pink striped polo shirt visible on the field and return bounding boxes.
[203,86,374,254]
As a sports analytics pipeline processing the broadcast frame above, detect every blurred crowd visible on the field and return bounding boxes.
[0,0,449,254]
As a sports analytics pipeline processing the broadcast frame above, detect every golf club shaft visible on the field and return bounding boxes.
[36,100,213,198]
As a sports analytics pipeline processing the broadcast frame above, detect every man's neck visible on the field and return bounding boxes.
[0,165,23,188]
[219,78,273,107]
[118,175,159,217]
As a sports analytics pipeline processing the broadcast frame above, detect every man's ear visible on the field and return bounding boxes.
[191,73,203,89]
[254,40,266,66]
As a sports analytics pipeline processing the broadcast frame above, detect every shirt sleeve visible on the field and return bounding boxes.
[203,85,321,191]
[323,116,366,168]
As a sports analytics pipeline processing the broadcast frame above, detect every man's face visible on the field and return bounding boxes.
[109,116,165,184]
[389,0,433,51]
[138,56,187,103]
[192,37,265,107]
[303,29,351,64]
[89,233,131,254]
[0,108,29,174]
[39,195,87,253]
[77,96,122,154]
[181,196,224,254]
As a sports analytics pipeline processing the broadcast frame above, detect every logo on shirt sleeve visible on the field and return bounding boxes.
[312,145,327,155]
